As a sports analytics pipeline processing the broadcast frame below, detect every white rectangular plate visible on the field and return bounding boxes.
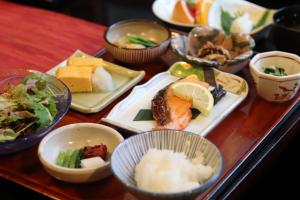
[48,50,145,113]
[102,69,248,136]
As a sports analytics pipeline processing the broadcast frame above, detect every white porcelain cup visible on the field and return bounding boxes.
[250,51,300,102]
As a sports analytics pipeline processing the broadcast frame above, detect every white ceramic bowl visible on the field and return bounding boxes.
[250,51,300,102]
[38,123,124,183]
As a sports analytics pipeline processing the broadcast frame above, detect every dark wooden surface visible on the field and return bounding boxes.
[0,1,299,199]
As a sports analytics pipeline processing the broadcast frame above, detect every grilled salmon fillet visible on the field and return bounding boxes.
[151,76,209,130]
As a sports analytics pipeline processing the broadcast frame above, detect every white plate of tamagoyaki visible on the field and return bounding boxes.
[48,50,145,113]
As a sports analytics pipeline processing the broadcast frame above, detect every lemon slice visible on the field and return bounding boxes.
[171,82,214,116]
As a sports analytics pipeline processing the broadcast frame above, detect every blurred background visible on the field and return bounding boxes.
[9,0,300,26]
[1,0,299,199]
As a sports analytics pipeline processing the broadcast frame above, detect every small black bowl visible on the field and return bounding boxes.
[272,5,300,55]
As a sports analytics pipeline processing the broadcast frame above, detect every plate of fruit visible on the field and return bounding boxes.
[152,0,214,28]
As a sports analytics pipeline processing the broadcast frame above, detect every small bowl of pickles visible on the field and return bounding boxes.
[250,51,300,102]
[104,19,171,65]
[38,123,124,183]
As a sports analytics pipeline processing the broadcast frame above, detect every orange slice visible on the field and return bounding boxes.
[172,0,195,24]
[195,0,214,25]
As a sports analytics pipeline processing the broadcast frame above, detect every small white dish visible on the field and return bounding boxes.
[38,123,124,183]
[48,50,145,113]
[208,0,276,39]
[250,51,300,102]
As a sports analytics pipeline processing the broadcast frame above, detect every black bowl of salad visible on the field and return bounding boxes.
[0,72,71,155]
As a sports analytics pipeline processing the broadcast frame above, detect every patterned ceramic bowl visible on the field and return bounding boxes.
[104,19,171,65]
[111,130,223,200]
[171,26,255,74]
[250,51,300,102]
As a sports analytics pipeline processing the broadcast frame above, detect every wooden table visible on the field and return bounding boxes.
[0,1,299,199]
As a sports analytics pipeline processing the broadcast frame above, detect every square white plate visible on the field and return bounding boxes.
[48,50,145,113]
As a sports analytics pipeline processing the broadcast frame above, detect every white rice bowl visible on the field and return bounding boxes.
[134,149,213,193]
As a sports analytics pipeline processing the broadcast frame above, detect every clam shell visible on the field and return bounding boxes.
[171,26,255,73]
[208,0,276,39]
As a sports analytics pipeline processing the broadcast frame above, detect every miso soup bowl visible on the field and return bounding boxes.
[104,19,171,65]
[250,51,300,102]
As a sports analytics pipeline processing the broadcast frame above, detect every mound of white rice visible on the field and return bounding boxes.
[134,149,213,193]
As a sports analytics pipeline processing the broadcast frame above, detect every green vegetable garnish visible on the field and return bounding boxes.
[69,149,80,168]
[56,151,65,166]
[134,109,154,121]
[221,8,236,35]
[133,109,200,121]
[126,34,157,48]
[0,73,58,142]
[253,10,270,30]
[62,150,72,167]
[263,66,287,76]
[56,148,84,168]
[76,149,84,168]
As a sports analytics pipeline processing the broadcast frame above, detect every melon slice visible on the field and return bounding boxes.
[195,0,214,25]
[172,0,195,24]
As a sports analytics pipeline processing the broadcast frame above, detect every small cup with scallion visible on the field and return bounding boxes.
[250,51,300,102]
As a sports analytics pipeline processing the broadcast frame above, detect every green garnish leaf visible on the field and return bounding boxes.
[253,9,270,30]
[133,109,154,121]
[133,108,200,121]
[221,8,235,35]
[126,34,157,47]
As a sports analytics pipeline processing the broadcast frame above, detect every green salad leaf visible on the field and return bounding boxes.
[0,73,58,142]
